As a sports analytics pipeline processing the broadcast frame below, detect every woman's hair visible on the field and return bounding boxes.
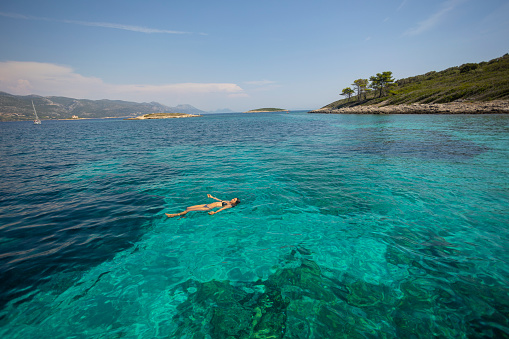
[233,198,241,206]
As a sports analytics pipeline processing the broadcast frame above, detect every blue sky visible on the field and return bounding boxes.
[0,0,508,111]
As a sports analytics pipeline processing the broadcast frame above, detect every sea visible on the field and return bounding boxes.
[0,112,508,338]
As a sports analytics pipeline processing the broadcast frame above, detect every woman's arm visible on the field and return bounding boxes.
[208,205,231,215]
[207,194,223,201]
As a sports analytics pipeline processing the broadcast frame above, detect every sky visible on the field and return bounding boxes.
[0,0,508,112]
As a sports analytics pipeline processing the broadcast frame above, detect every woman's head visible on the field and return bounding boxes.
[231,198,241,206]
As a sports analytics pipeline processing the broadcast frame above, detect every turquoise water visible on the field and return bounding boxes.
[0,113,508,337]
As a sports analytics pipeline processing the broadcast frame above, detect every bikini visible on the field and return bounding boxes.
[204,202,228,209]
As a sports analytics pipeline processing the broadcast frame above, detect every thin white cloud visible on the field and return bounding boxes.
[61,19,190,34]
[397,0,408,11]
[0,11,191,34]
[244,80,276,86]
[403,0,464,36]
[0,11,30,20]
[0,61,244,102]
[243,80,280,93]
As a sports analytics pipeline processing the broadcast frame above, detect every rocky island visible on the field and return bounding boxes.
[125,113,201,120]
[244,108,289,113]
[310,54,509,115]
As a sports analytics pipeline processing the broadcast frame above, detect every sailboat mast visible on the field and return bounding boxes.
[32,100,40,119]
[32,100,41,124]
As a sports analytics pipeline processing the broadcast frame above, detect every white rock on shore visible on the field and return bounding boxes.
[309,100,509,114]
[125,113,201,120]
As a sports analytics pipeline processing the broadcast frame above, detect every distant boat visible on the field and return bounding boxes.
[32,100,41,124]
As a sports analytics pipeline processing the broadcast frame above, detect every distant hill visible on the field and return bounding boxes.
[318,53,509,110]
[170,104,206,115]
[0,92,206,121]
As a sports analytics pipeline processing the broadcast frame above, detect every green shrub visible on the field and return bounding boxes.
[460,63,479,73]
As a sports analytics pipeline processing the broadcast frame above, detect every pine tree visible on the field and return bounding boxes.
[369,72,395,98]
[352,79,369,101]
[340,87,355,101]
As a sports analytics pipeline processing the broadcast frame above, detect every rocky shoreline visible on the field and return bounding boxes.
[125,113,201,120]
[309,100,509,114]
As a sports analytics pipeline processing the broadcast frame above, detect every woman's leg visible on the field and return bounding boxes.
[165,210,188,218]
[165,204,212,218]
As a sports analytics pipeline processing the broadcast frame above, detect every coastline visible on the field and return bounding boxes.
[309,100,509,114]
[125,113,201,120]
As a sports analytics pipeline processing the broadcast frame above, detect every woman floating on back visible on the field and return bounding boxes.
[165,194,240,218]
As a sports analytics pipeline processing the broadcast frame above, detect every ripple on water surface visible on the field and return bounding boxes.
[0,114,508,338]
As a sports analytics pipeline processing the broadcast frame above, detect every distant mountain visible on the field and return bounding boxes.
[171,104,207,115]
[0,92,206,121]
[207,108,237,114]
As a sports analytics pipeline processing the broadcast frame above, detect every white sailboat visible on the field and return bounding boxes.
[32,100,41,124]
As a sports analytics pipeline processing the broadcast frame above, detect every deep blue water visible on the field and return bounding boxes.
[0,112,508,338]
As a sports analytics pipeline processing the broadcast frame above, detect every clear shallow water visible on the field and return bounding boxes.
[0,113,508,338]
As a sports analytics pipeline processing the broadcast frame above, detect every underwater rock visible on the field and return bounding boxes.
[384,226,470,274]
[210,304,253,338]
[267,253,336,303]
[168,244,509,338]
[170,278,288,338]
[250,289,289,339]
[345,279,394,308]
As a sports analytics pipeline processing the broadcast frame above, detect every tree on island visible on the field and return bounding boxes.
[369,71,396,98]
[352,79,369,101]
[340,87,355,101]
[338,71,396,103]
[364,87,373,99]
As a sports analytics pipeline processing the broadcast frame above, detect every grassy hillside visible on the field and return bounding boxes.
[322,54,509,109]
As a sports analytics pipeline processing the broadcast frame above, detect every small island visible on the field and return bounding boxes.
[243,108,289,113]
[125,113,201,120]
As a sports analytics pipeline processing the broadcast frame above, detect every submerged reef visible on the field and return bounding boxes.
[170,275,289,338]
[168,245,509,338]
